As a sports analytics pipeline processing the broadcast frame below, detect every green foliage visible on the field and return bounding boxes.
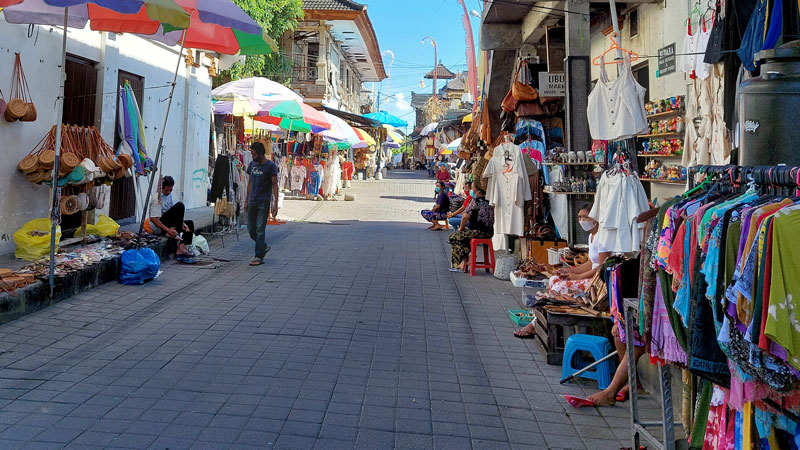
[393,144,413,155]
[218,0,304,84]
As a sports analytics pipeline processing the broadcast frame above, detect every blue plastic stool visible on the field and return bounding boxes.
[561,334,615,390]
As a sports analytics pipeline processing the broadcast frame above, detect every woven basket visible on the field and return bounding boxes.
[97,157,114,173]
[107,155,122,170]
[61,195,79,215]
[25,171,46,184]
[118,153,133,169]
[20,102,36,122]
[61,152,80,171]
[17,154,39,174]
[5,98,26,120]
[38,149,55,169]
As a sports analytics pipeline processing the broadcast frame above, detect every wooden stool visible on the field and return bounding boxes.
[469,239,495,276]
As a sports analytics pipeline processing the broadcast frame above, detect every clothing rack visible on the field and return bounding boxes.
[627,164,800,450]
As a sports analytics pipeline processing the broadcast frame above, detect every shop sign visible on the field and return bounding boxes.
[657,43,676,77]
[538,72,565,97]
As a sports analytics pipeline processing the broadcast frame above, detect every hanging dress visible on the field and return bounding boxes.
[587,53,648,141]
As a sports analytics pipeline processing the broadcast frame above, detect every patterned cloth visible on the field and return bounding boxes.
[449,229,493,268]
[548,276,592,297]
[421,210,447,222]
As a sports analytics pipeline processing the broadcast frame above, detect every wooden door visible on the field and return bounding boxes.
[109,71,144,222]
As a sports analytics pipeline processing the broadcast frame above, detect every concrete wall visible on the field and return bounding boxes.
[0,19,212,256]
[590,4,690,201]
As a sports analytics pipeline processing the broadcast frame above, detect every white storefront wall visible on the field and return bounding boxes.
[0,19,212,256]
[590,3,690,200]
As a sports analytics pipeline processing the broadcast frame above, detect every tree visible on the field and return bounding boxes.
[218,0,304,84]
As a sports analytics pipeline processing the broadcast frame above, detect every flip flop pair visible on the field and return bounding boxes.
[176,255,196,265]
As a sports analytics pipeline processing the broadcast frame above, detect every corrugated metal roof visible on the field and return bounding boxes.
[302,0,365,11]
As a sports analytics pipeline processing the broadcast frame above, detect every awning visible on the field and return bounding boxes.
[322,106,380,128]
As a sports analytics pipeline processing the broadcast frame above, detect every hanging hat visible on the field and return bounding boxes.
[76,193,89,211]
[60,195,79,215]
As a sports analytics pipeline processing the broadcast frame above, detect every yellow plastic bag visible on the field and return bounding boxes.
[84,214,120,237]
[13,218,61,261]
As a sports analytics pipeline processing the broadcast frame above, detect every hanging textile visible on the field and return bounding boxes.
[482,142,532,251]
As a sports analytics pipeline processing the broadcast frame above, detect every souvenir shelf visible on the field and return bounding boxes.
[543,162,603,166]
[644,108,685,120]
[637,153,682,158]
[638,132,682,138]
[639,178,686,185]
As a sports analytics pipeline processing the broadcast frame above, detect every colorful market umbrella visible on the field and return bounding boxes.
[353,128,376,147]
[212,76,301,103]
[419,122,438,136]
[320,112,360,147]
[442,137,462,155]
[363,110,408,128]
[211,98,262,117]
[385,127,405,147]
[3,0,189,29]
[253,115,312,134]
[263,100,330,132]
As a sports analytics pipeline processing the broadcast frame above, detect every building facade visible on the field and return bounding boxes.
[0,19,214,256]
[285,0,386,114]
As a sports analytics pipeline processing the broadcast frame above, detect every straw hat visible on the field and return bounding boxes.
[76,193,89,211]
[60,195,79,215]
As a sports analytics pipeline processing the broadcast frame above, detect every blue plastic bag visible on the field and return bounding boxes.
[119,248,160,285]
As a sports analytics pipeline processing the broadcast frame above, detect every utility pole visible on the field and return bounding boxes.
[420,37,438,96]
[382,50,395,104]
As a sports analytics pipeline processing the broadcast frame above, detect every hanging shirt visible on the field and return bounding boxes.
[587,53,648,141]
[764,209,800,370]
[482,143,532,250]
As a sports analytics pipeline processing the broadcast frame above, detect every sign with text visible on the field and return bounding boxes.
[657,43,676,77]
[538,72,565,97]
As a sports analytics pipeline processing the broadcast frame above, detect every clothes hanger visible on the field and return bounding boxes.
[685,1,704,27]
[592,32,639,66]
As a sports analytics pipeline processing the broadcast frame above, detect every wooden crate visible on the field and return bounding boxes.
[533,306,613,366]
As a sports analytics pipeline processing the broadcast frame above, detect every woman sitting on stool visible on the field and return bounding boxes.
[448,187,493,272]
[421,180,450,230]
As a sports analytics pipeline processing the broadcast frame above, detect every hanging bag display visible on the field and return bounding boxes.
[512,60,539,102]
[5,53,35,122]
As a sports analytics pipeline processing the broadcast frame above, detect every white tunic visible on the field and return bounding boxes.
[482,142,532,250]
[587,53,648,141]
[589,172,649,254]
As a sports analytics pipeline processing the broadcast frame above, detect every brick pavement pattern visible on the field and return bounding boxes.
[0,170,641,449]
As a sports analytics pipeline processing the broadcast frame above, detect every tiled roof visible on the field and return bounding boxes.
[424,63,456,80]
[410,92,432,109]
[302,0,365,11]
[443,72,467,91]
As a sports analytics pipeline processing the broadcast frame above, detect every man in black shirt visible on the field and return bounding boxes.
[245,142,279,266]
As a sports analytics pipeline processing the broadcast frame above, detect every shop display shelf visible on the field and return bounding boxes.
[645,109,685,120]
[508,309,535,327]
[639,178,686,185]
[637,153,682,158]
[637,132,682,138]
[542,162,603,166]
[543,190,596,195]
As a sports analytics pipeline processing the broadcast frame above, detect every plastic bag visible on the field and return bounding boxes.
[84,214,119,237]
[190,235,209,255]
[13,218,61,261]
[119,248,160,285]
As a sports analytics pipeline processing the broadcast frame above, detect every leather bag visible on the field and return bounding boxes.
[516,100,544,118]
[512,61,538,102]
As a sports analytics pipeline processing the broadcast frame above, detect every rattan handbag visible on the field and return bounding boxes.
[6,53,35,122]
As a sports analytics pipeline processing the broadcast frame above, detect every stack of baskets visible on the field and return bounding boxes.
[4,53,36,123]
[17,125,134,185]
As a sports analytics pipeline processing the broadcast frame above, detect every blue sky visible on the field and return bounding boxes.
[364,0,482,130]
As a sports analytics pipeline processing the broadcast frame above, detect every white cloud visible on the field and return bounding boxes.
[386,91,412,112]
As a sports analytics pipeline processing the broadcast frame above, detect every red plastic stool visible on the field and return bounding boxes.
[469,239,495,276]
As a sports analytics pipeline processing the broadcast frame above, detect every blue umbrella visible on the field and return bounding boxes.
[363,110,408,128]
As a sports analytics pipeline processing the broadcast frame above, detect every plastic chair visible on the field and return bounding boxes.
[560,334,615,390]
[469,239,495,276]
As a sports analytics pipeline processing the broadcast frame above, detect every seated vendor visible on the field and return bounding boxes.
[446,181,472,230]
[448,187,493,272]
[421,181,450,230]
[514,203,607,337]
[145,176,195,262]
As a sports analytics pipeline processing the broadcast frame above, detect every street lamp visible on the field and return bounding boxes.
[420,36,438,96]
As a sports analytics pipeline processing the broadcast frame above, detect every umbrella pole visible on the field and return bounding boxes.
[136,32,187,249]
[48,8,69,298]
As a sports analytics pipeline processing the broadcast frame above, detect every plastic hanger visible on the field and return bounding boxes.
[685,0,704,26]
[592,32,639,66]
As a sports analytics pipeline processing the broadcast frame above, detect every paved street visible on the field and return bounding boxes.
[0,170,637,449]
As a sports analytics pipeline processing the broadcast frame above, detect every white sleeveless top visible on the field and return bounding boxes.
[587,53,648,141]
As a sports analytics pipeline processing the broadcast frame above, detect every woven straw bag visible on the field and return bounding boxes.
[7,53,34,122]
[17,154,39,174]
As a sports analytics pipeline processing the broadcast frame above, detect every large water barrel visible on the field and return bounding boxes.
[739,41,800,166]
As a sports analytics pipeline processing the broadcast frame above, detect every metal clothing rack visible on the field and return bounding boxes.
[624,297,678,450]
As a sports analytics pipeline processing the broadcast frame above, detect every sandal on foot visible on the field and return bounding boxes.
[249,258,264,266]
[564,395,596,408]
[514,330,536,339]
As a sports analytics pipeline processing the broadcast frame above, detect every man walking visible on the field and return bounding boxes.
[245,142,279,266]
